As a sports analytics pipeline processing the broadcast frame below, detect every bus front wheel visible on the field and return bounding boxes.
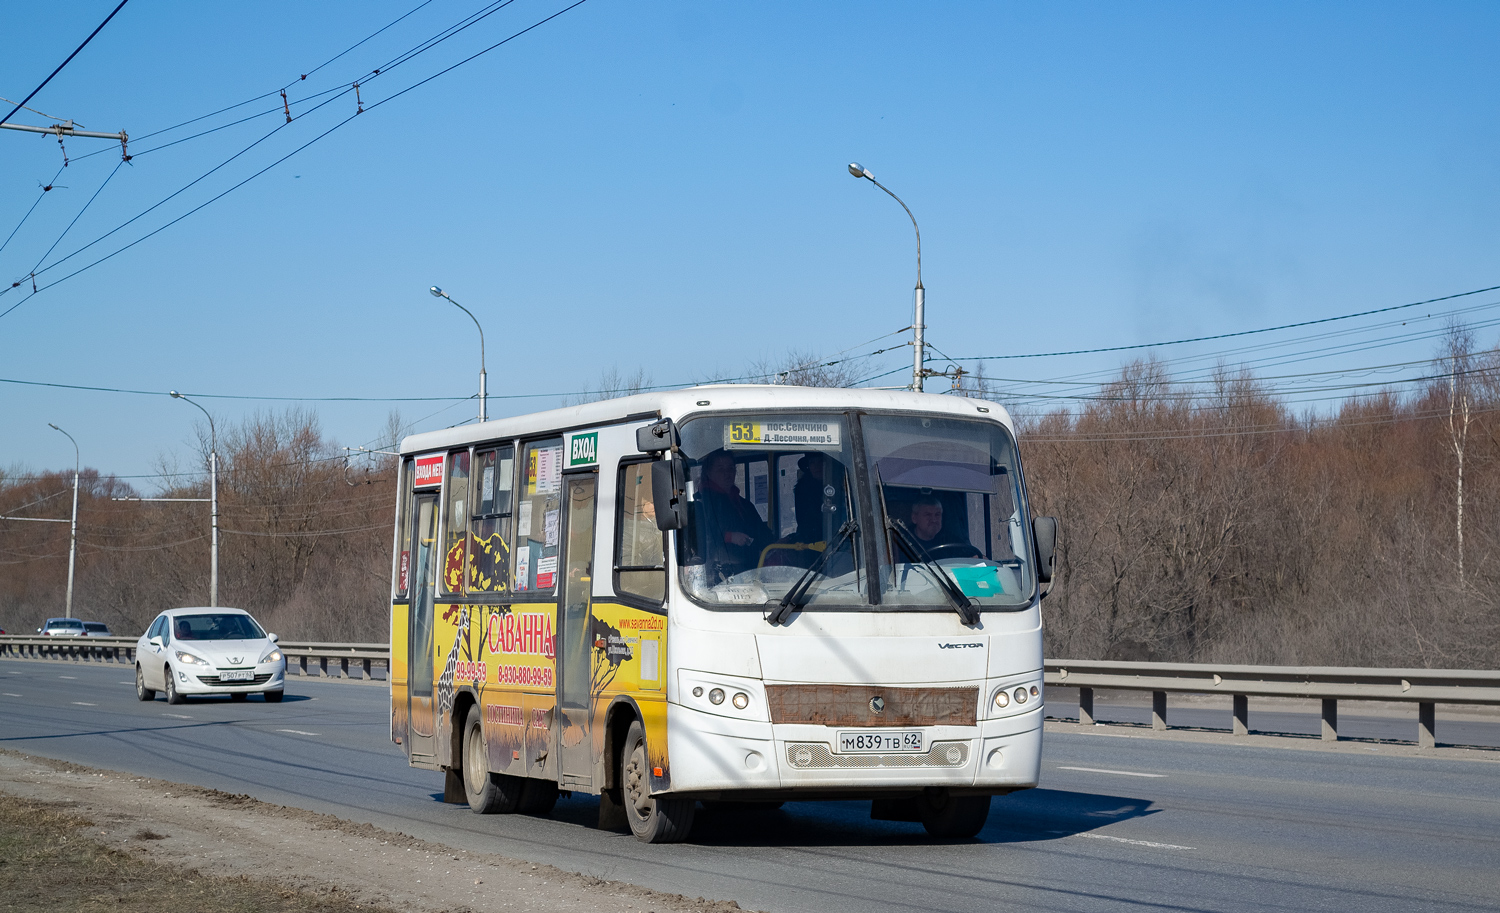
[920,791,990,839]
[621,720,694,843]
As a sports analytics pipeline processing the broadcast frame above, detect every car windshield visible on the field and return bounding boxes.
[863,413,1035,608]
[171,613,265,641]
[675,414,867,608]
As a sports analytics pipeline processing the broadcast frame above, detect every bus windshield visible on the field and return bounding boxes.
[676,414,867,608]
[862,413,1035,609]
[674,411,1035,611]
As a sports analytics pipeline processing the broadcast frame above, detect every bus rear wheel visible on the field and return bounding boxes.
[621,720,694,843]
[463,706,521,814]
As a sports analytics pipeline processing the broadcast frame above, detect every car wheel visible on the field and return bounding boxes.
[165,667,186,705]
[135,665,155,702]
[463,706,521,814]
[263,690,284,703]
[919,792,990,839]
[230,692,248,702]
[621,720,694,843]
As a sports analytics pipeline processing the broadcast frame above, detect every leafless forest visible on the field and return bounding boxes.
[3,334,1498,668]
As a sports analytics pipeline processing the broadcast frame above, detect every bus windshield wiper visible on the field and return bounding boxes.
[767,520,858,626]
[888,518,979,626]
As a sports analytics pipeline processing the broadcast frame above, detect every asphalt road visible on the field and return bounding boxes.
[2,659,1497,913]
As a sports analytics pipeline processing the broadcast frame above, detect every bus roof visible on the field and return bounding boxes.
[398,385,1013,456]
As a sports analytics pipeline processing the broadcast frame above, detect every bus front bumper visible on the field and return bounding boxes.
[664,701,1042,796]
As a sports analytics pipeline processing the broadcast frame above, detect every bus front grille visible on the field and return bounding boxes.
[785,741,970,769]
[766,685,977,727]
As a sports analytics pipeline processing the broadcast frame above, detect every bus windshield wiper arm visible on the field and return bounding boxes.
[767,520,858,626]
[888,519,979,626]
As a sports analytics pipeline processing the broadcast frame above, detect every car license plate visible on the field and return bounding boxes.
[837,730,924,753]
[219,670,254,682]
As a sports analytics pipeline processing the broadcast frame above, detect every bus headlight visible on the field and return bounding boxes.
[1014,687,1028,705]
[709,688,725,705]
[993,690,1010,709]
[732,692,749,710]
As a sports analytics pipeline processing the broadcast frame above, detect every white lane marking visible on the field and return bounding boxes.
[2,692,20,697]
[59,676,77,680]
[119,681,134,685]
[163,713,193,719]
[1058,766,1166,778]
[1076,832,1194,850]
[276,729,320,736]
[71,701,97,706]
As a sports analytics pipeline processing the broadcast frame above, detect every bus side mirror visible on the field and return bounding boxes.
[651,456,688,531]
[636,419,678,453]
[1032,517,1058,584]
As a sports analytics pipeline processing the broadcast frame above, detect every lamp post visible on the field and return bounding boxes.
[169,391,218,607]
[848,162,927,392]
[48,423,80,619]
[430,285,488,422]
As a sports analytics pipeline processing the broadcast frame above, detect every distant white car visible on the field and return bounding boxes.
[135,607,286,704]
[82,621,111,636]
[38,618,85,636]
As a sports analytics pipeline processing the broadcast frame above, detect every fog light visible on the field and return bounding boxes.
[692,686,703,698]
[986,748,1005,770]
[945,747,963,764]
[1030,685,1039,697]
[732,692,749,710]
[709,688,725,705]
[793,747,812,767]
[993,690,1009,709]
[1014,687,1027,704]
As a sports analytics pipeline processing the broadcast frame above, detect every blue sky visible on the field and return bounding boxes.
[2,1,1497,485]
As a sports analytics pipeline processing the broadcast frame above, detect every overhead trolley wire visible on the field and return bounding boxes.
[0,164,66,259]
[0,0,594,322]
[0,0,131,130]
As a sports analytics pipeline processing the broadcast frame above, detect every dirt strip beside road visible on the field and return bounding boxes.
[0,750,754,913]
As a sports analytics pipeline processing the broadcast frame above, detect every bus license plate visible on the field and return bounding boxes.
[838,730,924,753]
[219,670,254,682]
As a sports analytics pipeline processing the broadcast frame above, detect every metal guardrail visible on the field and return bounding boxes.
[0,635,389,682]
[1046,659,1500,748]
[5,637,1491,747]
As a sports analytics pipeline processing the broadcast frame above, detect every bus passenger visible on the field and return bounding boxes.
[696,450,772,578]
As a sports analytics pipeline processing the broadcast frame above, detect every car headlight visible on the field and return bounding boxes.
[175,651,208,666]
[259,649,283,663]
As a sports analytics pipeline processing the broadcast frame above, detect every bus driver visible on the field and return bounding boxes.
[696,450,771,579]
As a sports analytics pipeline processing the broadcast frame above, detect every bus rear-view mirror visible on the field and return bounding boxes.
[1033,517,1058,584]
[652,456,688,531]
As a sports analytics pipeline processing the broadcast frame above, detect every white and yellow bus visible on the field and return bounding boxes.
[390,385,1057,842]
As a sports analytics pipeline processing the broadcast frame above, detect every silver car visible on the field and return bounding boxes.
[38,618,85,636]
[135,607,287,704]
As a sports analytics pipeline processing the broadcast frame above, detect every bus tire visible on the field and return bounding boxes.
[518,779,558,816]
[920,792,990,839]
[622,720,695,843]
[135,665,155,702]
[463,706,520,814]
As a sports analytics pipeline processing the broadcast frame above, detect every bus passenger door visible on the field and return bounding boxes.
[408,493,440,764]
[556,473,598,790]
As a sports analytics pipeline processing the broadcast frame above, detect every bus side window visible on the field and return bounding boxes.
[441,449,471,595]
[469,446,515,593]
[615,460,666,605]
[394,459,414,598]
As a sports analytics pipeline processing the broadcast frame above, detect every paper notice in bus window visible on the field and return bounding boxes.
[536,447,562,493]
[517,501,534,538]
[514,549,530,591]
[544,509,559,547]
[481,466,494,505]
[724,420,841,449]
[535,555,557,589]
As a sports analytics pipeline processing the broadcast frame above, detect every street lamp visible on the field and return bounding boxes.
[170,391,218,607]
[48,423,80,619]
[430,285,488,422]
[848,162,927,392]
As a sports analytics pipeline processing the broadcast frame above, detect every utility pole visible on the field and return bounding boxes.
[169,391,218,606]
[48,424,81,618]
